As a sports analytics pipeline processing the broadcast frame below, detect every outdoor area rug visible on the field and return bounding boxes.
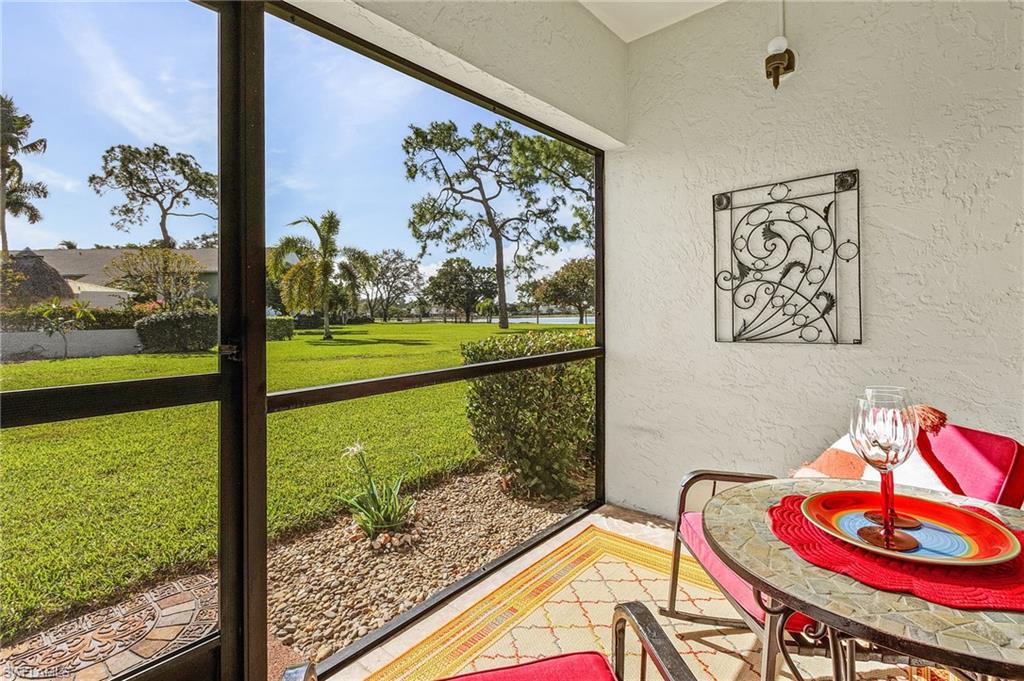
[367,525,942,681]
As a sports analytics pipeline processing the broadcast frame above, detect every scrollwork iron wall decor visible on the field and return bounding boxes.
[714,170,861,344]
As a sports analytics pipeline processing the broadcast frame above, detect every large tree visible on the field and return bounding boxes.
[104,248,204,310]
[403,120,576,329]
[424,257,497,323]
[180,231,219,249]
[337,246,376,319]
[516,278,543,324]
[268,211,340,339]
[327,280,359,323]
[537,257,595,324]
[511,136,595,246]
[363,249,421,323]
[88,143,217,248]
[1,95,49,258]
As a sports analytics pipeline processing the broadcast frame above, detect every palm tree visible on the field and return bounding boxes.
[337,246,375,318]
[1,95,49,258]
[268,210,340,340]
[5,180,47,224]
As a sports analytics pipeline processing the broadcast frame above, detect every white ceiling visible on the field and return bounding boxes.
[581,1,723,43]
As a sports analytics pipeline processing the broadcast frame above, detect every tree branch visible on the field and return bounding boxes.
[168,211,218,220]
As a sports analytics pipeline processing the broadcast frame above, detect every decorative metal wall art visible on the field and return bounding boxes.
[714,170,861,344]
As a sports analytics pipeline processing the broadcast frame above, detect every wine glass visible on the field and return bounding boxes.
[861,387,922,530]
[865,385,910,403]
[849,396,920,551]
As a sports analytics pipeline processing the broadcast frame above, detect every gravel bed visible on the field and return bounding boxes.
[267,465,590,663]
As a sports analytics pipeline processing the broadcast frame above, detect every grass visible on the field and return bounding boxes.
[0,322,590,641]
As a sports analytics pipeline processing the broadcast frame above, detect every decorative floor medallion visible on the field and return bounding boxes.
[0,575,217,681]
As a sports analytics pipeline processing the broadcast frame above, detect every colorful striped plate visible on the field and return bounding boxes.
[800,491,1021,566]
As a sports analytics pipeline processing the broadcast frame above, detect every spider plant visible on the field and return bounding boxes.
[342,443,415,538]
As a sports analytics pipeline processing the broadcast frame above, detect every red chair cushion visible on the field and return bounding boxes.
[679,512,812,633]
[438,652,615,681]
[919,424,1024,508]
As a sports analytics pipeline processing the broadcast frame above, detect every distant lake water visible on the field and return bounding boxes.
[402,315,593,325]
[475,315,592,325]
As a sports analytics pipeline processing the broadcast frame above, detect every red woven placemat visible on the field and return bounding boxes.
[768,495,1024,611]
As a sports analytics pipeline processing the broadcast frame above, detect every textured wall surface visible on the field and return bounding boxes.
[604,1,1024,519]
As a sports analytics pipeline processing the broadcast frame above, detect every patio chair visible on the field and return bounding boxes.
[660,419,1024,679]
[282,602,697,681]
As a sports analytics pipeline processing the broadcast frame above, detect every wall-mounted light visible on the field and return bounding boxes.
[765,0,795,89]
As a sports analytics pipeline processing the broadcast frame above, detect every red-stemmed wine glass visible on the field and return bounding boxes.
[849,396,920,551]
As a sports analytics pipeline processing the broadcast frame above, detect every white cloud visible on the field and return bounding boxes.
[60,10,215,147]
[285,25,424,126]
[523,242,593,279]
[19,159,82,193]
[419,260,443,282]
[265,28,425,197]
[268,169,317,194]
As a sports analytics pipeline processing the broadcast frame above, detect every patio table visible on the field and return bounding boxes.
[701,478,1024,681]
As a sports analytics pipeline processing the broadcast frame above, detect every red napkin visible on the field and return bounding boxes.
[768,495,1024,611]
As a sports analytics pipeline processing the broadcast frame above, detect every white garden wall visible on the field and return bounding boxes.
[604,1,1024,519]
[1,329,140,361]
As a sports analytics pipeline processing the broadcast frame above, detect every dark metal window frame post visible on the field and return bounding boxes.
[217,4,268,681]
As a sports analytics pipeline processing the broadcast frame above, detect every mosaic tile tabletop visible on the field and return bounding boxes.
[702,478,1024,677]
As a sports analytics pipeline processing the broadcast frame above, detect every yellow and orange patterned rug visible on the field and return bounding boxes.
[368,525,935,681]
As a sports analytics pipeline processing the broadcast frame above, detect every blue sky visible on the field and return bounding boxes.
[2,1,590,286]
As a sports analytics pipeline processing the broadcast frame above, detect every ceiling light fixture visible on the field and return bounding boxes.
[765,0,796,89]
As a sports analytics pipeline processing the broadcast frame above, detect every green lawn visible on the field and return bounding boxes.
[0,322,590,641]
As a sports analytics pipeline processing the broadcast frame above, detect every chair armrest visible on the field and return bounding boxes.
[281,663,316,681]
[677,469,774,515]
[612,602,697,681]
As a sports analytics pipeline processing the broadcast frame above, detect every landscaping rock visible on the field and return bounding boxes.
[265,464,589,661]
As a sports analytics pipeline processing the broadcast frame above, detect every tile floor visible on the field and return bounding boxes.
[333,505,683,679]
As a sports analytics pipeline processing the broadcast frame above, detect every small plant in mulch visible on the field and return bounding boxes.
[341,442,417,550]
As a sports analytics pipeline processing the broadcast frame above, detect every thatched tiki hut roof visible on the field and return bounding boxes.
[3,248,74,308]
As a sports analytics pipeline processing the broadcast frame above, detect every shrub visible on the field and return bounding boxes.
[135,309,218,352]
[266,316,295,341]
[342,443,415,538]
[131,300,163,314]
[0,306,147,331]
[461,330,596,498]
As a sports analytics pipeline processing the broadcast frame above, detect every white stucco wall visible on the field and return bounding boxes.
[604,1,1024,519]
[292,0,627,149]
[1,330,140,361]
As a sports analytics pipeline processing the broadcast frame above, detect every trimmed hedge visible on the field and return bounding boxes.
[461,330,596,498]
[267,316,295,341]
[135,309,218,353]
[0,306,146,332]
